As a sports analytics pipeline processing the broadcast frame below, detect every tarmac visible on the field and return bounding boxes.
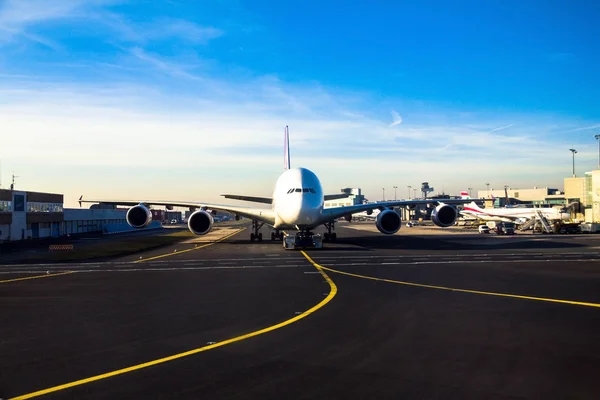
[1,221,600,399]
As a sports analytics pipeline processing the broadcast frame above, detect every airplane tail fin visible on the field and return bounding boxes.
[460,191,470,200]
[465,201,482,211]
[284,125,290,170]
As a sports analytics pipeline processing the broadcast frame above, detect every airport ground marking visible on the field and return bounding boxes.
[0,271,76,284]
[10,247,337,400]
[315,263,600,309]
[132,228,245,263]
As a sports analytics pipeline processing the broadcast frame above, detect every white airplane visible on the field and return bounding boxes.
[460,201,570,224]
[350,207,381,221]
[80,127,471,249]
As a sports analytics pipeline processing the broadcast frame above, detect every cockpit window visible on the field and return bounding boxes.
[309,188,316,194]
[287,189,293,194]
[303,188,309,193]
[295,188,301,193]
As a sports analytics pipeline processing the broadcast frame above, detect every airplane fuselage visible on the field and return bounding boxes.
[272,167,324,229]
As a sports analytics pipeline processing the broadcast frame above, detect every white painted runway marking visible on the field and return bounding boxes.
[0,264,308,274]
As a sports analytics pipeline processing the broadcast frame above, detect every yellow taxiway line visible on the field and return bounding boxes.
[132,228,245,263]
[316,263,600,309]
[0,271,76,284]
[10,245,337,399]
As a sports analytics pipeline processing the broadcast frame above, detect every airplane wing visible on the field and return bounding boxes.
[221,194,272,204]
[78,197,276,225]
[322,199,475,221]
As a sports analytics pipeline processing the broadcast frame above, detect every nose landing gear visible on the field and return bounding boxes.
[283,229,323,249]
[323,221,337,242]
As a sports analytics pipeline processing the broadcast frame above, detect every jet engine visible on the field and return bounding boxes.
[431,204,458,227]
[188,210,214,235]
[126,204,152,228]
[376,209,401,234]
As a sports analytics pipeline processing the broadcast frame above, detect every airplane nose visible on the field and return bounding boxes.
[278,194,321,226]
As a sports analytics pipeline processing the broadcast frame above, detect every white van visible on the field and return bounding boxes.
[478,225,490,234]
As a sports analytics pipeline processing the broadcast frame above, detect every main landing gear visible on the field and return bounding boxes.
[270,230,283,241]
[250,219,264,242]
[323,221,337,242]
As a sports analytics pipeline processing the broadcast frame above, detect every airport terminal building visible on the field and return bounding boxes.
[0,188,135,242]
[0,189,64,241]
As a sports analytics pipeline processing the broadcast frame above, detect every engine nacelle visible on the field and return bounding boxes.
[126,204,153,229]
[431,204,458,227]
[188,210,214,235]
[376,209,401,234]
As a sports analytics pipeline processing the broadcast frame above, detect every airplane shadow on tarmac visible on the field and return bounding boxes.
[319,234,589,252]
[222,234,588,252]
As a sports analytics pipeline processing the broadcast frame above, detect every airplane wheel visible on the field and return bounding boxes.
[331,232,337,241]
[258,233,263,241]
[324,233,330,241]
[250,233,255,241]
[271,232,275,241]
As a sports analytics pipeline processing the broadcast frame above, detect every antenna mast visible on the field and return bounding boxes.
[10,171,18,191]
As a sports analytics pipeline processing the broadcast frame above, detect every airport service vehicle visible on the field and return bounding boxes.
[490,221,515,235]
[500,222,515,235]
[80,127,472,249]
[478,225,490,234]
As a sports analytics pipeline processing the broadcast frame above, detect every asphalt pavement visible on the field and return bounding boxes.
[1,223,600,399]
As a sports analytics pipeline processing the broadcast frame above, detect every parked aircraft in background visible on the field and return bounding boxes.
[460,201,570,224]
[80,127,472,249]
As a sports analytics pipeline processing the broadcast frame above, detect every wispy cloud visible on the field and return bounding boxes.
[0,0,97,47]
[566,124,600,133]
[1,73,597,206]
[389,110,403,127]
[0,1,223,49]
[488,123,513,133]
[128,47,203,81]
[157,19,224,44]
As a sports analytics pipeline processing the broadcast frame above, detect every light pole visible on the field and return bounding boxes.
[595,135,600,170]
[413,188,417,199]
[393,186,398,201]
[468,187,472,197]
[382,188,385,202]
[407,185,411,199]
[569,148,577,177]
[485,182,490,198]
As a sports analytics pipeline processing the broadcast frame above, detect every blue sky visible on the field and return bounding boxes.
[1,0,599,206]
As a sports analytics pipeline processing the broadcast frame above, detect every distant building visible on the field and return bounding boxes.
[0,188,159,242]
[564,170,600,222]
[324,188,365,208]
[0,188,63,241]
[476,187,565,206]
